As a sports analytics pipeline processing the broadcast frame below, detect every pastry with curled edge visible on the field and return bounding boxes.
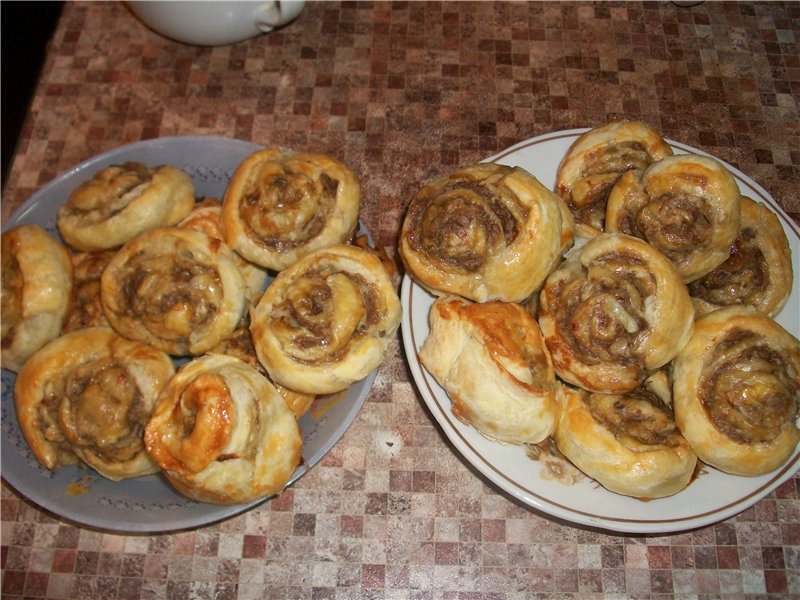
[14,327,174,480]
[672,306,800,477]
[251,244,402,395]
[100,227,247,356]
[144,353,303,504]
[688,196,793,318]
[554,372,698,499]
[538,233,694,393]
[605,154,741,283]
[63,250,115,332]
[419,296,558,445]
[399,162,572,303]
[555,120,674,237]
[1,224,73,372]
[222,148,361,271]
[57,161,196,252]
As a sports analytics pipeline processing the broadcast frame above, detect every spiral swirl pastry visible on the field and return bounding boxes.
[221,148,361,271]
[63,250,115,333]
[688,196,793,318]
[538,233,694,393]
[251,244,402,395]
[14,327,175,480]
[419,296,558,445]
[554,372,697,498]
[100,227,247,356]
[1,225,73,372]
[605,154,741,283]
[57,161,196,252]
[144,353,302,504]
[555,120,674,237]
[672,306,800,476]
[399,163,572,303]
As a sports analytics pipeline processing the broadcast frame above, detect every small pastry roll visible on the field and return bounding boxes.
[672,306,800,476]
[554,373,697,499]
[222,148,361,271]
[538,233,694,393]
[100,227,247,356]
[605,154,741,283]
[555,120,674,236]
[14,327,174,480]
[688,196,793,318]
[399,162,571,303]
[144,354,302,505]
[1,225,73,372]
[419,296,558,445]
[251,244,402,395]
[57,162,196,252]
[63,250,115,332]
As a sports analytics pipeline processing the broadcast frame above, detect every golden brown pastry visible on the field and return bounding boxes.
[605,154,741,283]
[14,327,174,480]
[399,162,572,303]
[144,353,302,504]
[672,306,800,476]
[419,296,558,445]
[57,162,196,252]
[221,148,361,271]
[538,233,694,393]
[1,225,73,372]
[62,250,115,332]
[555,120,674,236]
[251,244,402,395]
[100,227,247,356]
[554,373,697,498]
[688,196,793,318]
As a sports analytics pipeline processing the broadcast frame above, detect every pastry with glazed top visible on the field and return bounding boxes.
[605,154,741,283]
[538,233,694,393]
[144,353,302,504]
[57,161,195,252]
[1,224,73,372]
[251,244,402,395]
[419,296,558,445]
[221,148,361,271]
[555,120,673,237]
[672,306,800,476]
[554,372,697,499]
[14,327,174,480]
[62,250,115,332]
[399,162,572,303]
[100,227,247,356]
[688,196,793,318]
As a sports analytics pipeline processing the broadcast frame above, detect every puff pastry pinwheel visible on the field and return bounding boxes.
[100,227,248,356]
[57,161,196,252]
[555,120,673,237]
[538,233,694,393]
[14,327,175,480]
[605,154,741,283]
[554,372,697,498]
[251,244,402,395]
[144,353,303,504]
[63,250,115,332]
[420,296,558,445]
[672,306,800,477]
[1,224,73,372]
[399,162,571,303]
[688,196,793,318]
[221,148,361,271]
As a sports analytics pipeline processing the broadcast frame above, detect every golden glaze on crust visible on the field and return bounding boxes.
[144,354,302,505]
[538,233,694,393]
[221,149,361,271]
[605,154,741,283]
[57,162,195,252]
[419,296,558,445]
[14,327,174,480]
[1,225,73,372]
[399,162,572,303]
[63,250,115,332]
[672,306,800,476]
